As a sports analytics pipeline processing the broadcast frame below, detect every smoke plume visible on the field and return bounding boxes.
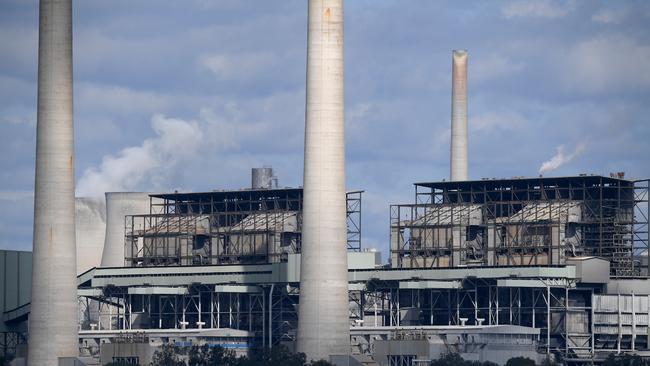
[538,142,587,175]
[76,114,203,198]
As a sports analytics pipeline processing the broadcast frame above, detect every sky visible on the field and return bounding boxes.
[1,0,649,258]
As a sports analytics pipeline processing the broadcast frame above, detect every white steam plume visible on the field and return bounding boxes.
[538,142,587,175]
[76,114,203,198]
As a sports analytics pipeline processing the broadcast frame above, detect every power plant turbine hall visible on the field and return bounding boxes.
[28,0,79,364]
[297,0,350,361]
[450,50,468,181]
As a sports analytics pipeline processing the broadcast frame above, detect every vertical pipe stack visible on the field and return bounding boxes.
[297,0,349,361]
[28,0,78,364]
[450,50,468,181]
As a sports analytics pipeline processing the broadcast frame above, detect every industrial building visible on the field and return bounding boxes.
[6,0,649,364]
[2,173,648,365]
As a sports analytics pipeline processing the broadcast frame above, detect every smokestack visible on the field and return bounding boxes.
[297,0,349,361]
[28,0,78,364]
[450,50,468,181]
[100,192,152,268]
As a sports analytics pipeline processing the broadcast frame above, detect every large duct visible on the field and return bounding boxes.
[75,197,106,274]
[297,0,350,361]
[450,50,468,181]
[100,192,151,268]
[28,0,78,364]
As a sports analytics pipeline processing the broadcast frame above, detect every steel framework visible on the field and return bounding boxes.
[124,189,363,266]
[391,176,649,278]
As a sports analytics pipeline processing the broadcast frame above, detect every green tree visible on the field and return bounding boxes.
[188,344,239,366]
[430,353,500,366]
[430,353,469,366]
[150,343,185,366]
[309,360,336,366]
[603,353,650,366]
[505,357,536,366]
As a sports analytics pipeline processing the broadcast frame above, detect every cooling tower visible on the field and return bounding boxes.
[100,192,151,268]
[76,197,106,274]
[450,50,468,181]
[297,0,350,361]
[28,0,78,364]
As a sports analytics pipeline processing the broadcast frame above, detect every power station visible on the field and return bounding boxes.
[0,1,648,365]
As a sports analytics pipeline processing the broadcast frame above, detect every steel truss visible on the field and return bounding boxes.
[124,190,363,267]
[391,177,649,278]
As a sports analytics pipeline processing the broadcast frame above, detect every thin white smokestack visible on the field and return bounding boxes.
[451,50,468,181]
[28,0,78,364]
[297,0,350,361]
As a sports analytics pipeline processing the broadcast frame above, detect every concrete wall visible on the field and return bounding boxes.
[0,250,31,333]
[100,342,154,365]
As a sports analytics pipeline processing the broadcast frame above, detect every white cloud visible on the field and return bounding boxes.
[472,53,524,83]
[539,142,587,175]
[502,0,574,19]
[0,190,33,202]
[563,35,650,93]
[76,114,204,198]
[199,52,275,81]
[472,110,526,131]
[76,82,171,115]
[591,9,625,24]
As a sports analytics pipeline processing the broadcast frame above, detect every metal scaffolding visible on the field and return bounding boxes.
[391,176,649,278]
[124,189,363,266]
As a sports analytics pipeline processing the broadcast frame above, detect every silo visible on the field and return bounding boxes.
[297,0,350,361]
[28,0,78,364]
[100,192,151,268]
[251,167,277,189]
[450,50,468,181]
[75,197,106,274]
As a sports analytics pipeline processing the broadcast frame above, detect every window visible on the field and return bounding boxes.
[388,354,416,366]
[112,356,139,364]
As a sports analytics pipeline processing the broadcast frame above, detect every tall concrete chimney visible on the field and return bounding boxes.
[297,0,349,361]
[450,50,468,181]
[28,0,78,364]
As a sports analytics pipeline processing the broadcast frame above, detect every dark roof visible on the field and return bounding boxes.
[415,175,635,190]
[151,187,303,202]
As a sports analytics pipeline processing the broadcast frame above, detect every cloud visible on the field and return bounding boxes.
[76,114,204,198]
[199,52,287,82]
[538,142,587,175]
[472,110,526,132]
[561,35,650,93]
[591,9,625,24]
[472,54,525,83]
[502,0,574,19]
[0,190,33,202]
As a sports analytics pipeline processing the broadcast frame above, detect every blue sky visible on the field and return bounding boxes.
[1,0,649,257]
